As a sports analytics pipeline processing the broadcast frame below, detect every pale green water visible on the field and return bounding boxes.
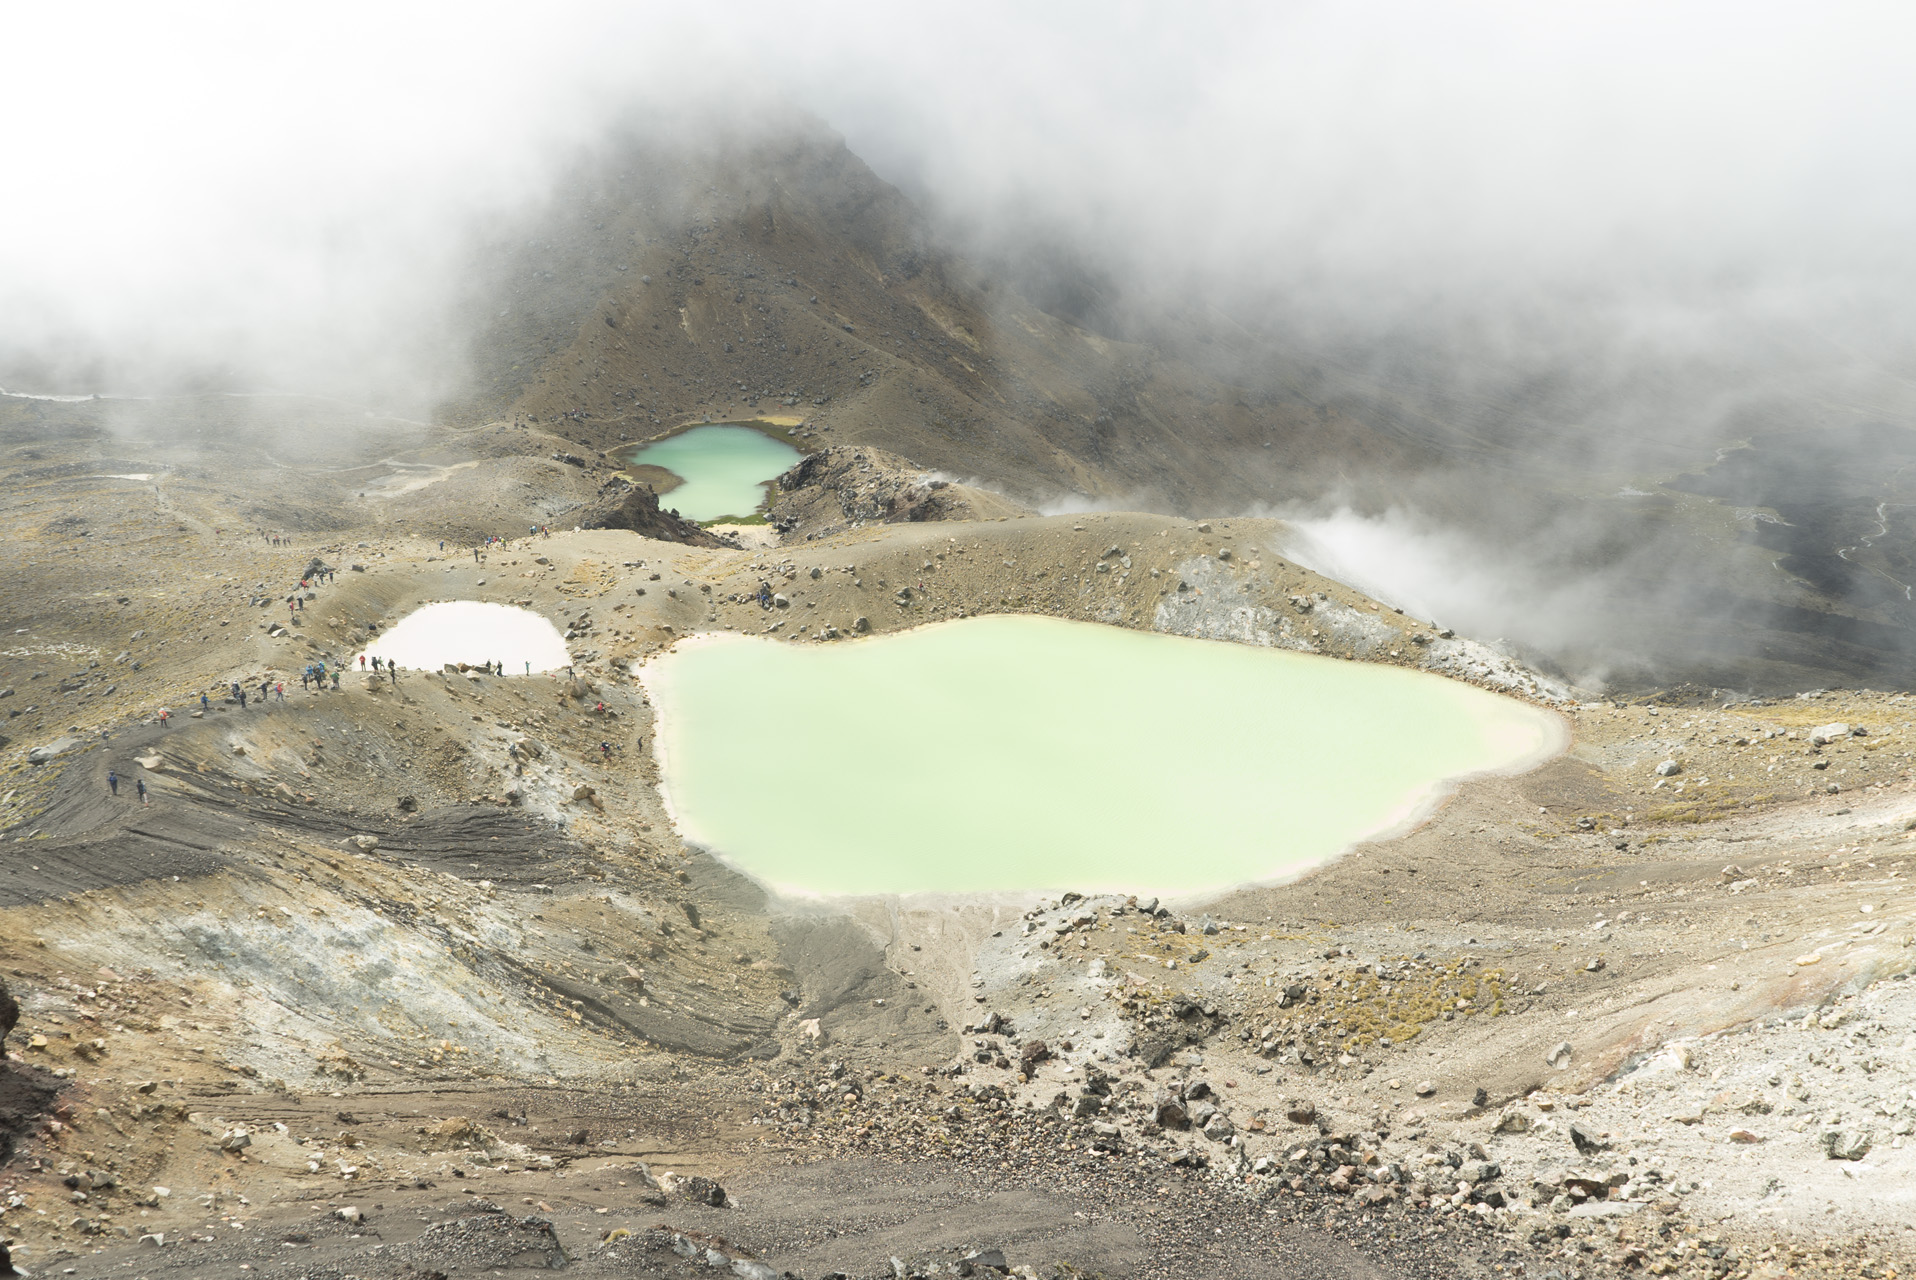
[619,424,802,523]
[642,615,1564,897]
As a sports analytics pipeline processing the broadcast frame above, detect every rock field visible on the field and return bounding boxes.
[0,397,1914,1279]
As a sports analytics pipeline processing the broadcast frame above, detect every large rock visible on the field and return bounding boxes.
[403,1210,568,1271]
[0,974,17,1049]
[1809,722,1854,745]
[1823,1129,1872,1161]
[577,475,726,546]
[766,444,1029,539]
[25,737,77,765]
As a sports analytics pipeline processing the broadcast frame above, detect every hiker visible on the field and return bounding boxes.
[136,778,147,805]
[358,654,366,670]
[158,707,169,728]
[200,693,210,712]
[524,661,531,675]
[239,689,247,709]
[275,682,285,702]
[260,679,270,702]
[372,655,382,672]
[231,681,242,701]
[600,740,611,760]
[107,769,118,796]
[473,547,481,563]
[388,663,398,684]
[300,670,309,690]
[331,669,340,690]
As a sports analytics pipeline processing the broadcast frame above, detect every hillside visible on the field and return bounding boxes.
[442,119,1432,515]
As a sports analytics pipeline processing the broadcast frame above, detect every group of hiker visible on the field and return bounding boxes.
[355,654,405,683]
[300,663,340,691]
[434,531,550,562]
[104,769,148,804]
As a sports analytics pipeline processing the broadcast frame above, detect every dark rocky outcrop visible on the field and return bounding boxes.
[577,475,727,546]
[768,444,1027,540]
[0,974,60,1170]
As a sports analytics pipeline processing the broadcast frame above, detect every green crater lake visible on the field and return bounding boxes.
[641,615,1564,897]
[619,424,802,523]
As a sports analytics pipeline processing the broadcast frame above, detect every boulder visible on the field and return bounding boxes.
[26,737,77,764]
[0,975,17,1049]
[1809,722,1853,745]
[577,475,725,547]
[405,1210,567,1272]
[1823,1129,1872,1161]
[1494,1109,1532,1134]
[658,1171,727,1206]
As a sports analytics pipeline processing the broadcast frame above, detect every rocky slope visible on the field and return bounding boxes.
[2,401,1915,1278]
[442,119,1432,519]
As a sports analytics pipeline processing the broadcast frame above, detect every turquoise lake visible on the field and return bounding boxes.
[619,424,802,523]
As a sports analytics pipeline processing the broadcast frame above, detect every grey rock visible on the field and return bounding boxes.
[406,1211,566,1271]
[1569,1122,1608,1155]
[1823,1129,1872,1161]
[26,736,77,764]
[959,1247,1009,1275]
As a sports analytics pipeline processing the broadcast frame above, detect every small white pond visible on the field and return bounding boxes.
[641,614,1565,898]
[357,602,569,673]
